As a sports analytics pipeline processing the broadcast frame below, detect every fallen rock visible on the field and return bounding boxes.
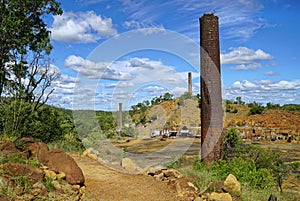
[223,174,241,196]
[26,142,49,159]
[0,197,9,201]
[147,167,198,200]
[57,172,66,180]
[83,148,99,161]
[2,163,44,184]
[163,168,183,179]
[44,170,57,179]
[173,178,199,200]
[209,192,232,201]
[121,158,140,172]
[40,149,85,185]
[145,166,165,175]
[208,181,225,193]
[19,137,35,144]
[0,141,19,153]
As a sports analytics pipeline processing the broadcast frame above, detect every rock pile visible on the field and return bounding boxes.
[83,146,243,201]
[146,167,199,200]
[198,174,242,201]
[0,138,86,201]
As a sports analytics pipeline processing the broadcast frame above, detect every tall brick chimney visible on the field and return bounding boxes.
[200,14,223,163]
[188,72,192,95]
[118,102,123,132]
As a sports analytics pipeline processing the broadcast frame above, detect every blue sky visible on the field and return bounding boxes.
[46,0,300,110]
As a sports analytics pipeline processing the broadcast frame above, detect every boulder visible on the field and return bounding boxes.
[0,196,9,201]
[26,142,49,159]
[163,168,183,179]
[2,163,44,184]
[121,158,140,172]
[145,166,165,176]
[207,181,225,193]
[83,148,98,161]
[147,167,198,200]
[44,170,57,179]
[40,149,85,185]
[57,172,66,180]
[223,174,241,196]
[0,141,19,153]
[173,178,199,200]
[209,192,232,201]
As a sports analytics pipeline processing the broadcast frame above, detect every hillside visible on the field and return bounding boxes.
[132,98,300,138]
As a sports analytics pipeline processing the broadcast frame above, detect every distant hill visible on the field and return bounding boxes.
[131,98,300,137]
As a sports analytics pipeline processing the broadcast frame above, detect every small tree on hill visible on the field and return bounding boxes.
[248,102,264,115]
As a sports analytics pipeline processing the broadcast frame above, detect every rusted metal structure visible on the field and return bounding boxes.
[200,14,223,163]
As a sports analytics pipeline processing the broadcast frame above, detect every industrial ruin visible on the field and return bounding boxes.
[200,14,223,162]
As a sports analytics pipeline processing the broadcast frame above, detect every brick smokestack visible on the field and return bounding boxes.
[188,72,192,95]
[200,14,223,163]
[118,102,123,132]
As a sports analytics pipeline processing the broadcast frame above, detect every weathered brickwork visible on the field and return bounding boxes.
[188,72,192,95]
[200,14,223,163]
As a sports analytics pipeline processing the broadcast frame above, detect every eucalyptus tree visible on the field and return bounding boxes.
[0,0,62,106]
[0,0,63,138]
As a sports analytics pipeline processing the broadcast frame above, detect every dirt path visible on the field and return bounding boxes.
[73,155,181,201]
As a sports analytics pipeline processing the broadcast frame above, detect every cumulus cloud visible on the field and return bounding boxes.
[231,63,263,70]
[58,55,197,109]
[64,55,132,80]
[50,11,117,43]
[129,58,155,69]
[105,82,135,88]
[171,87,187,96]
[225,79,300,104]
[221,47,273,65]
[123,20,166,35]
[144,86,165,92]
[264,71,279,76]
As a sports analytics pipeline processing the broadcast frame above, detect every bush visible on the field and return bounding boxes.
[223,128,240,158]
[121,127,138,138]
[1,100,64,143]
[192,144,289,191]
[282,104,300,112]
[248,102,264,115]
[210,158,275,189]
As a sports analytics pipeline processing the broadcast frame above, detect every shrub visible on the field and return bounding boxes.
[248,102,264,115]
[210,158,275,189]
[223,128,240,158]
[232,108,238,113]
[1,100,64,143]
[42,177,56,192]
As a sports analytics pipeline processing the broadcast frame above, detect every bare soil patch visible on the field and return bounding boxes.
[72,155,181,201]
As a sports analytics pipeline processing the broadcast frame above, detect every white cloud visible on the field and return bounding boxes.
[64,55,132,80]
[226,79,300,104]
[171,87,187,96]
[105,82,135,88]
[58,55,197,109]
[231,63,263,70]
[270,80,300,90]
[221,47,273,65]
[264,71,279,76]
[144,86,165,92]
[50,11,117,43]
[128,58,155,69]
[123,20,166,35]
[232,80,258,90]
